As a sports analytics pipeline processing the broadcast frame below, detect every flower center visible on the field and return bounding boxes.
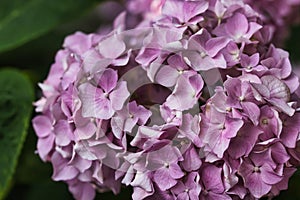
[262,118,268,125]
[200,52,207,58]
[104,92,109,98]
[253,166,260,173]
[178,70,184,75]
[164,162,170,168]
[219,123,226,130]
[239,96,245,101]
[226,107,232,112]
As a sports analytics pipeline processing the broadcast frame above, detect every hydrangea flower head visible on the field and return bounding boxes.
[128,0,300,45]
[33,0,300,199]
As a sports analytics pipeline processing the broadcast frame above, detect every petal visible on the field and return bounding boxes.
[82,49,110,73]
[169,163,185,179]
[136,47,160,67]
[177,193,189,200]
[224,78,242,99]
[270,142,290,164]
[281,126,298,148]
[182,0,209,22]
[130,126,163,148]
[261,75,290,101]
[206,37,230,57]
[54,120,73,146]
[241,101,260,125]
[182,147,202,172]
[112,50,132,66]
[156,65,179,87]
[32,115,53,138]
[110,81,130,111]
[75,122,96,140]
[245,173,272,198]
[189,73,204,94]
[120,164,134,186]
[167,54,189,71]
[148,145,182,165]
[124,117,138,132]
[186,52,227,71]
[99,33,126,59]
[98,68,118,93]
[189,189,201,200]
[223,117,243,139]
[74,141,99,161]
[61,62,80,90]
[225,13,248,39]
[201,164,224,193]
[70,155,92,173]
[63,32,92,55]
[132,187,153,200]
[37,134,55,161]
[163,0,208,22]
[52,165,78,181]
[179,114,202,147]
[165,76,197,110]
[251,82,270,99]
[69,181,96,200]
[268,98,295,116]
[79,83,114,119]
[261,164,282,185]
[172,181,186,195]
[154,168,178,191]
[244,22,262,39]
[111,116,125,139]
[206,192,231,200]
[228,123,262,158]
[240,53,260,69]
[284,73,299,93]
[210,133,231,158]
[129,101,151,125]
[131,172,153,192]
[51,152,78,181]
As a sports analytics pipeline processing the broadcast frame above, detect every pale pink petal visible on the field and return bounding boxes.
[79,83,114,119]
[99,34,126,59]
[32,116,53,138]
[110,81,130,111]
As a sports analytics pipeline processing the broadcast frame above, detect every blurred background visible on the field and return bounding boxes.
[0,0,299,199]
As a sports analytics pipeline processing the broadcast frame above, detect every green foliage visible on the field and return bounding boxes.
[0,0,103,198]
[0,69,34,200]
[0,0,97,53]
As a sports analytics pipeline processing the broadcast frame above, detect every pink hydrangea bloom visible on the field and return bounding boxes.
[245,0,300,45]
[127,0,300,45]
[33,0,300,199]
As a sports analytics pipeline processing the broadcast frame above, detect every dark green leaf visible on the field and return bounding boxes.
[0,0,97,53]
[0,68,34,200]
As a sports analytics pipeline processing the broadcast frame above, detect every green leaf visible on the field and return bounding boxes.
[0,68,34,200]
[0,0,97,53]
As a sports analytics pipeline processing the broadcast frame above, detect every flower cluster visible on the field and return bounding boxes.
[245,0,300,45]
[127,0,300,45]
[33,0,300,199]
